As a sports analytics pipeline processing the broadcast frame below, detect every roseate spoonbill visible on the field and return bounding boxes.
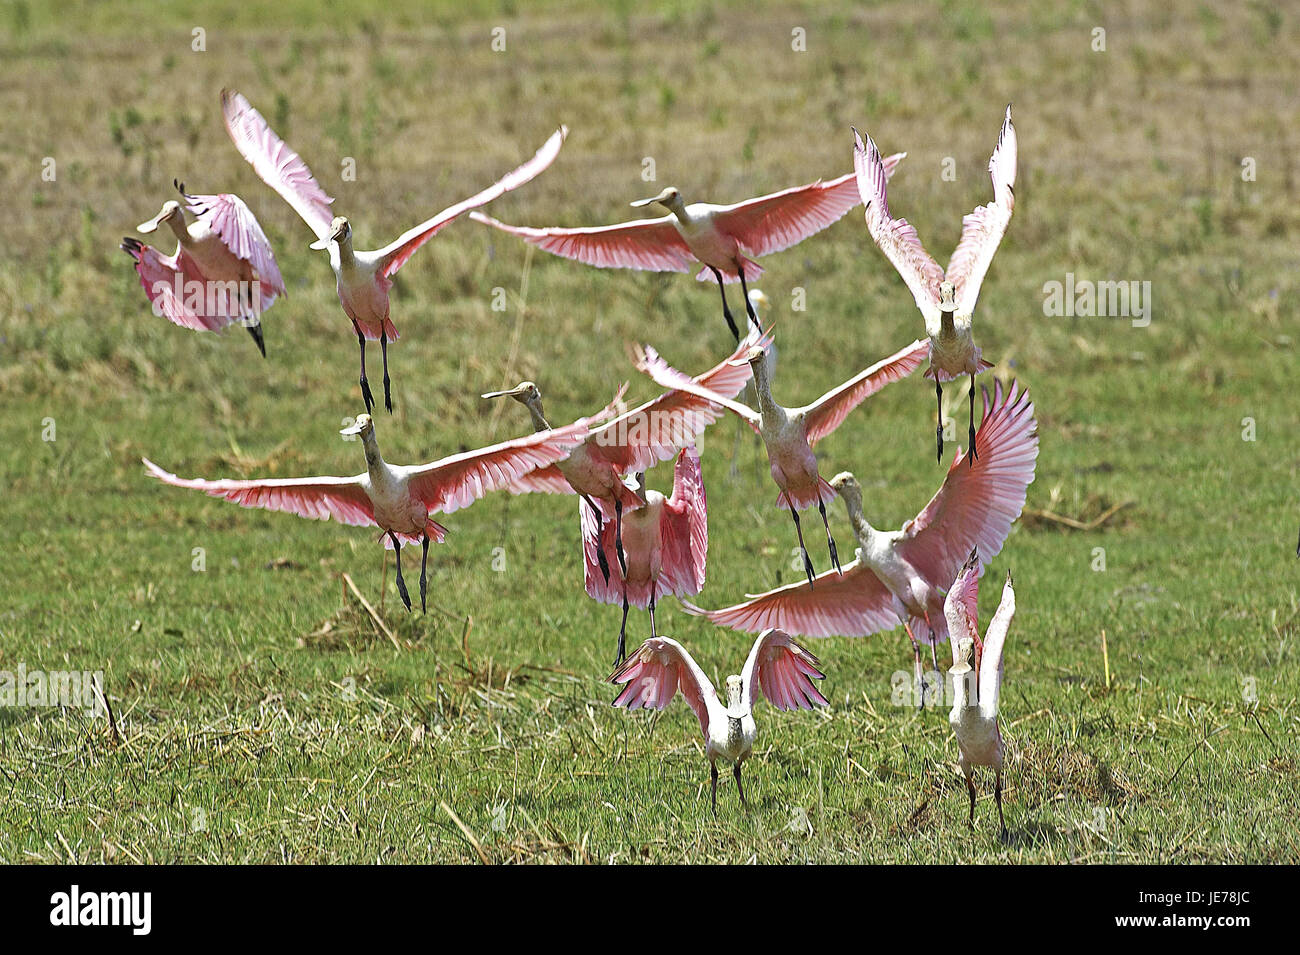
[482,329,757,586]
[854,106,1016,463]
[121,179,286,355]
[469,151,904,342]
[681,379,1036,703]
[634,332,928,585]
[945,550,1016,834]
[610,628,827,813]
[221,88,567,413]
[583,448,706,666]
[730,289,775,479]
[142,411,590,612]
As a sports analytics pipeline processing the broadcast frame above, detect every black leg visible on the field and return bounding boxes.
[995,768,1006,837]
[380,331,393,414]
[389,531,411,611]
[615,590,629,668]
[648,588,658,638]
[355,322,375,414]
[245,321,266,358]
[711,762,719,816]
[737,267,762,333]
[614,499,627,578]
[935,378,944,464]
[419,532,430,614]
[709,266,740,341]
[582,495,610,584]
[788,499,816,586]
[818,500,842,575]
[965,771,977,827]
[734,763,747,808]
[967,374,978,465]
[928,639,940,680]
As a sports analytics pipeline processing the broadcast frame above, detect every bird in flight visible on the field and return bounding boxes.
[854,106,1016,463]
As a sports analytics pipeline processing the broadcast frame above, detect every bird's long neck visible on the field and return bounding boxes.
[335,236,357,271]
[840,492,878,549]
[663,195,689,223]
[523,398,552,432]
[359,431,385,474]
[164,213,191,246]
[939,309,957,338]
[750,353,781,420]
[949,664,976,720]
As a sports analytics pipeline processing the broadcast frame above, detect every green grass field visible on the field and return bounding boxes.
[1,0,1297,863]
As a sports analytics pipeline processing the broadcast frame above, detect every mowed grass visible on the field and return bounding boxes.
[1,0,1297,863]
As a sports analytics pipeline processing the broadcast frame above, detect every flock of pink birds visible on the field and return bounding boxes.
[128,90,1033,827]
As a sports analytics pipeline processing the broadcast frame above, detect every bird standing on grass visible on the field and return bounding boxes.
[143,411,590,613]
[122,179,285,355]
[470,151,903,342]
[634,331,928,585]
[221,88,567,413]
[681,380,1037,703]
[854,106,1016,463]
[945,550,1016,835]
[610,628,827,814]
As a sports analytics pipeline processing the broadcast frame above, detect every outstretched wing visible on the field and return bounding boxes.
[704,155,903,258]
[799,338,929,445]
[854,128,944,323]
[609,636,718,738]
[403,413,592,515]
[469,211,695,273]
[943,548,982,667]
[679,559,902,638]
[740,628,829,711]
[946,105,1017,316]
[604,330,766,473]
[221,89,334,242]
[182,190,287,297]
[658,448,708,598]
[896,379,1038,592]
[979,570,1016,714]
[120,239,230,332]
[376,126,568,278]
[142,457,374,527]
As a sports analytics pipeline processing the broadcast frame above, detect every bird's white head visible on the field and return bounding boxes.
[829,471,861,503]
[340,413,374,438]
[311,216,351,251]
[481,381,542,406]
[747,288,770,315]
[630,187,681,211]
[137,200,184,234]
[938,280,956,311]
[725,674,745,710]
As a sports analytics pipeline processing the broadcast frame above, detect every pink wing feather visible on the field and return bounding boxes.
[120,239,230,332]
[404,412,592,516]
[896,379,1038,592]
[679,559,902,638]
[377,126,567,278]
[658,447,708,598]
[707,155,903,259]
[470,210,695,273]
[221,89,335,242]
[799,338,929,446]
[141,456,397,533]
[609,636,716,739]
[943,548,982,666]
[946,106,1017,316]
[740,629,829,711]
[593,332,762,474]
[854,129,945,318]
[182,190,287,298]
